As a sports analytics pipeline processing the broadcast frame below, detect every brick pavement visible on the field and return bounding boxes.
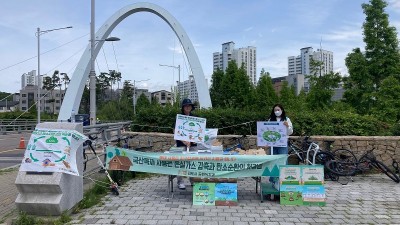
[68,174,400,225]
[0,167,19,221]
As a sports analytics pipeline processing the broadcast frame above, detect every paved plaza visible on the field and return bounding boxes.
[68,174,400,225]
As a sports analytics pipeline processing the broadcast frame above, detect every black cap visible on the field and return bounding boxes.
[181,98,194,107]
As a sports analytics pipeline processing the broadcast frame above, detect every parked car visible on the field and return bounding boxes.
[74,114,90,126]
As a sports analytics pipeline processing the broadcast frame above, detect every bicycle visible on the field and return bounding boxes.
[288,136,357,182]
[325,149,400,183]
[223,135,249,154]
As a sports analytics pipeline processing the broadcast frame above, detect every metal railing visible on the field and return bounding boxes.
[82,121,131,176]
[0,119,55,135]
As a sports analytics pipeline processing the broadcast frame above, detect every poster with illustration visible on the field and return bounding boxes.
[256,121,287,147]
[215,183,238,206]
[279,165,326,206]
[19,129,87,176]
[280,185,303,205]
[196,128,218,149]
[302,166,324,185]
[302,185,326,206]
[193,182,215,206]
[174,114,206,143]
[280,165,301,185]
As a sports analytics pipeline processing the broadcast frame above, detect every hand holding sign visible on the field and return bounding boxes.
[174,114,206,143]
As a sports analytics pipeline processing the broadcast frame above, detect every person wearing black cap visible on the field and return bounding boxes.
[174,98,197,189]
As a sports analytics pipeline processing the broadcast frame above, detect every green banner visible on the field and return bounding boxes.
[105,146,287,178]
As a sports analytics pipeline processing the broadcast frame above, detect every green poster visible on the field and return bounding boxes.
[193,183,215,206]
[280,185,303,205]
[280,165,301,185]
[279,165,326,206]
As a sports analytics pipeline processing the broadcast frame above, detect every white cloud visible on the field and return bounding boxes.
[244,27,253,32]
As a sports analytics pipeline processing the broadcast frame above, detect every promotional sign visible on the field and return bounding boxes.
[280,166,301,185]
[193,182,215,206]
[19,129,87,176]
[197,128,218,149]
[106,146,287,178]
[215,183,238,206]
[279,165,326,206]
[174,114,206,143]
[193,182,238,206]
[302,166,324,185]
[302,185,326,206]
[280,185,303,205]
[256,121,287,147]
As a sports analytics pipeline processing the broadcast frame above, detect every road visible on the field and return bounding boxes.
[0,133,32,169]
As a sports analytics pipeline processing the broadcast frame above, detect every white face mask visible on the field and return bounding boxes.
[274,110,282,117]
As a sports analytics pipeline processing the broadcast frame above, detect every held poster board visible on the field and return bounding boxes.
[256,121,287,147]
[279,165,326,206]
[174,114,206,143]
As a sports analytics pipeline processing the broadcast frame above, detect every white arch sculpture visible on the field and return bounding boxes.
[58,2,212,121]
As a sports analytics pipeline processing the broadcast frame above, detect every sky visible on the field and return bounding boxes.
[1,0,400,94]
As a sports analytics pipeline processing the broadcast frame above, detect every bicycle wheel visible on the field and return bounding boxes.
[313,151,339,181]
[325,160,357,177]
[371,160,400,183]
[333,148,357,164]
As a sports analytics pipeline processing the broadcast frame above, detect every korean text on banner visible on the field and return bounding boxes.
[19,129,87,176]
[257,121,288,147]
[174,114,206,143]
[106,146,287,178]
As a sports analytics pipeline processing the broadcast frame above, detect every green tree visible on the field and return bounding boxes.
[60,73,70,90]
[136,93,150,109]
[345,0,400,114]
[120,80,133,102]
[109,70,122,100]
[373,76,400,122]
[255,69,277,110]
[209,68,224,107]
[220,61,255,108]
[362,0,400,84]
[42,76,54,114]
[97,72,110,102]
[279,81,296,109]
[0,92,12,101]
[79,85,90,114]
[343,48,373,114]
[306,71,341,109]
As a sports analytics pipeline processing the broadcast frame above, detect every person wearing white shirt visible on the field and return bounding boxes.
[268,104,293,154]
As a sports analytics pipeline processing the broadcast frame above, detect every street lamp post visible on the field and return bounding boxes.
[159,64,180,103]
[89,0,121,125]
[36,26,72,124]
[133,79,150,116]
[88,37,120,126]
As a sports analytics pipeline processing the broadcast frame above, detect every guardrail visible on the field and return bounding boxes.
[0,119,55,135]
[82,121,132,176]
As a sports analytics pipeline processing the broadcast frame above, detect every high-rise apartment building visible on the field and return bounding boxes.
[177,75,206,103]
[21,70,40,89]
[287,47,333,93]
[213,41,257,85]
[19,85,65,114]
